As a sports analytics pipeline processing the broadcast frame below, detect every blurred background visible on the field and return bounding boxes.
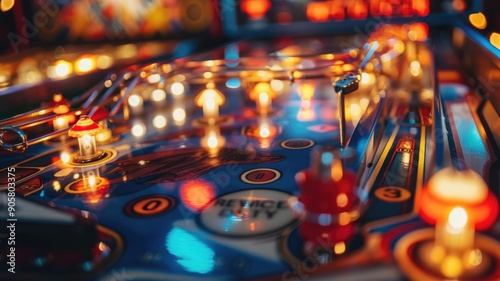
[0,0,498,117]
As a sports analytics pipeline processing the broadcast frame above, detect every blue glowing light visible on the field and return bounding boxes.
[165,227,215,274]
[224,44,239,67]
[226,78,241,89]
[321,152,333,165]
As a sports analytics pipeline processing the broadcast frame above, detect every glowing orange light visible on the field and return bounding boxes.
[409,22,429,41]
[53,93,63,103]
[249,82,276,101]
[491,33,500,50]
[54,60,72,78]
[1,0,15,12]
[370,0,380,16]
[298,82,315,101]
[241,0,271,20]
[84,178,109,205]
[69,176,109,204]
[53,104,69,115]
[329,1,345,21]
[379,2,392,17]
[180,180,216,211]
[75,56,96,74]
[297,108,316,122]
[347,0,368,19]
[53,116,69,131]
[412,0,429,16]
[306,2,329,22]
[452,0,466,12]
[469,13,487,30]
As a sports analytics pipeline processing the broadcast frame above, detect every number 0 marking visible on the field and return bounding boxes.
[241,168,281,184]
[375,187,411,202]
[125,195,176,217]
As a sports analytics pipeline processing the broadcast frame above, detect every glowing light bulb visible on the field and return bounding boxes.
[204,97,218,119]
[153,115,167,129]
[60,151,70,164]
[87,174,97,190]
[173,108,186,124]
[147,73,161,84]
[68,115,102,161]
[151,89,166,102]
[298,83,314,101]
[77,134,97,157]
[469,12,487,30]
[53,116,69,131]
[259,123,270,138]
[197,88,225,122]
[334,242,346,255]
[207,133,219,149]
[270,79,284,92]
[54,60,72,78]
[128,94,144,114]
[96,55,113,69]
[52,180,61,192]
[297,107,315,121]
[128,94,142,107]
[131,123,146,137]
[53,93,63,103]
[257,92,271,115]
[410,60,421,77]
[75,57,96,73]
[490,32,500,50]
[82,135,92,150]
[441,255,463,278]
[201,126,225,155]
[171,82,185,96]
[336,193,348,208]
[447,207,468,231]
[1,0,15,12]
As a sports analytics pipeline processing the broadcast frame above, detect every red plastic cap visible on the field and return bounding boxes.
[68,115,101,138]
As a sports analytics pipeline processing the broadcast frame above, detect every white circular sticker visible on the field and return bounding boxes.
[200,189,295,237]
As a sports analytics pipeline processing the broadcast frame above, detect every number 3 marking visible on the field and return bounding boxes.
[375,187,411,202]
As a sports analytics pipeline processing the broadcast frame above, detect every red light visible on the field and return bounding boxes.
[370,0,381,17]
[379,1,392,17]
[241,0,271,20]
[329,1,345,21]
[179,180,216,211]
[347,0,368,19]
[400,3,412,17]
[452,0,466,12]
[276,11,292,24]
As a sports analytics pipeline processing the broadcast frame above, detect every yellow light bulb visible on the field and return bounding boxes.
[259,123,270,138]
[490,33,500,50]
[76,57,96,73]
[469,12,487,30]
[171,82,185,96]
[61,151,70,164]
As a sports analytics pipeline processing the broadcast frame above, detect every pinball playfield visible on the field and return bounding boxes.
[1,1,500,281]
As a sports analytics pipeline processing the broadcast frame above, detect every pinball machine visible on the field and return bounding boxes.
[1,0,500,280]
